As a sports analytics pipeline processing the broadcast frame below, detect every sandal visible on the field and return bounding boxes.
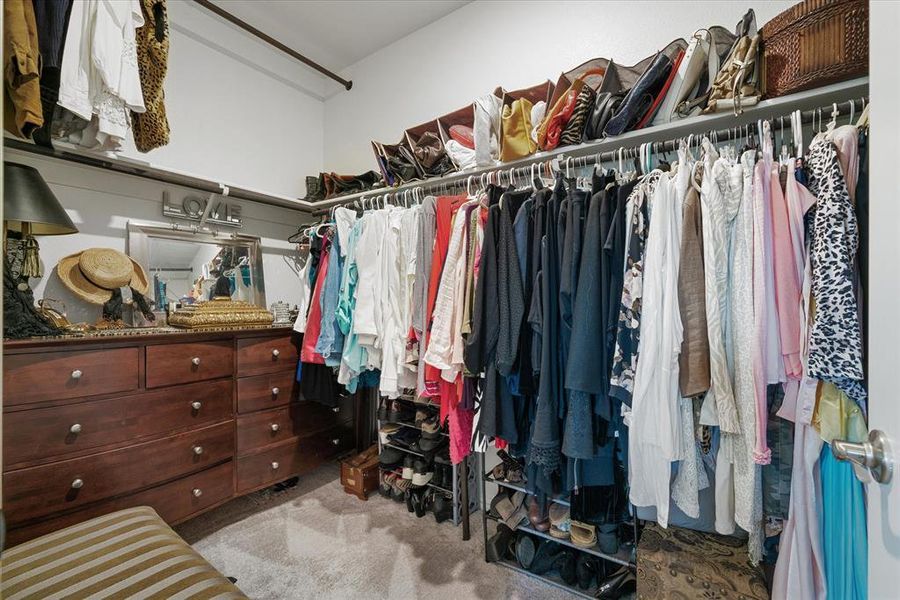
[570,520,598,548]
[549,503,571,540]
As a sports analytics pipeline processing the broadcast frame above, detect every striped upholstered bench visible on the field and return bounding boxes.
[0,506,247,600]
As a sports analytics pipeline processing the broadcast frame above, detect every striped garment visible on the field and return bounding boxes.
[1,506,247,600]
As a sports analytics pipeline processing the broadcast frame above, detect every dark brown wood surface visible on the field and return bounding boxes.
[236,370,298,414]
[3,421,234,525]
[235,438,318,493]
[146,340,234,388]
[236,407,298,455]
[236,334,300,377]
[5,461,235,547]
[4,347,140,406]
[4,379,234,468]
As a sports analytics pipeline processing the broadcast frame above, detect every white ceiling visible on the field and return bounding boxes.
[209,1,471,73]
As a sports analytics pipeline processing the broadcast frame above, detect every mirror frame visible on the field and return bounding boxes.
[127,221,267,307]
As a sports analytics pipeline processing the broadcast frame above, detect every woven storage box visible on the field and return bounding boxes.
[637,524,768,600]
[762,0,868,98]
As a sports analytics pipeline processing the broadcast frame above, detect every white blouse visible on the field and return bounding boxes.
[59,0,146,151]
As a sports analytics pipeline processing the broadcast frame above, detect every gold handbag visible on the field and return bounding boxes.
[499,97,536,162]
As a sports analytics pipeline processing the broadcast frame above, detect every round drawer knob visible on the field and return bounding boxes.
[192,488,203,498]
[71,369,83,380]
[270,423,280,432]
[191,401,202,411]
[271,387,280,396]
[272,349,280,358]
[271,461,280,470]
[331,438,340,446]
[191,357,201,366]
[193,445,204,455]
[71,478,84,489]
[69,423,82,434]
[332,407,340,414]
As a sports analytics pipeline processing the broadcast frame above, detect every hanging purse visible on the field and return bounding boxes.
[703,9,762,115]
[412,131,454,177]
[582,91,625,141]
[602,39,687,137]
[499,97,537,162]
[650,25,737,125]
[559,84,596,147]
[536,67,605,151]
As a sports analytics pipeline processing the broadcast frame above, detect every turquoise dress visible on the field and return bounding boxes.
[820,444,867,600]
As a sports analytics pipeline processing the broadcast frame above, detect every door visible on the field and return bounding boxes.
[862,3,900,598]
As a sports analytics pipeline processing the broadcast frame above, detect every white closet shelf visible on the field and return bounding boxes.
[3,136,308,212]
[310,76,869,213]
[3,77,866,215]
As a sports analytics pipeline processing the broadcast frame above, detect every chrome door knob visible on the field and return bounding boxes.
[332,407,340,413]
[270,423,280,432]
[272,349,280,358]
[832,429,893,484]
[271,387,280,396]
[271,461,279,470]
[71,478,84,489]
[192,488,203,497]
[191,357,201,366]
[69,423,82,434]
[191,401,202,410]
[71,369,82,380]
[192,445,203,455]
[331,438,340,446]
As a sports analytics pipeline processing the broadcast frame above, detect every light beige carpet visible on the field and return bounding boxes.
[176,464,573,600]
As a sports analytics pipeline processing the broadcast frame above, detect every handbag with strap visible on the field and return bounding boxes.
[602,39,687,137]
[536,67,605,151]
[583,91,625,141]
[703,9,761,115]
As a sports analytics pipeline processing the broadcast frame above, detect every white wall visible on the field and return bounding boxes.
[323,0,795,173]
[115,1,325,199]
[8,150,312,325]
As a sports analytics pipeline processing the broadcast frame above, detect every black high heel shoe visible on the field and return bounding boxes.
[595,565,636,599]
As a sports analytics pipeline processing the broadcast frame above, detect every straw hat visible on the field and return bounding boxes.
[57,248,150,305]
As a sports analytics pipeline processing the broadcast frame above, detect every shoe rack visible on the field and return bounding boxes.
[377,394,478,527]
[476,451,638,598]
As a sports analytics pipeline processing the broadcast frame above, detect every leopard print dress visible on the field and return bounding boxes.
[132,0,170,152]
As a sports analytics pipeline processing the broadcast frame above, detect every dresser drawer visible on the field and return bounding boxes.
[237,371,298,414]
[293,393,355,435]
[146,340,234,388]
[236,407,298,455]
[4,347,139,407]
[236,334,299,377]
[3,421,234,525]
[305,422,356,461]
[4,379,233,467]
[5,461,234,548]
[235,439,315,493]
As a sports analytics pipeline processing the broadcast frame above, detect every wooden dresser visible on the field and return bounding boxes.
[2,327,356,546]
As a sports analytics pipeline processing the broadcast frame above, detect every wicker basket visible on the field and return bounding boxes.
[762,0,868,98]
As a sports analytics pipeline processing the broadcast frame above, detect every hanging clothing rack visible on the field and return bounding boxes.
[311,77,868,215]
[190,0,352,90]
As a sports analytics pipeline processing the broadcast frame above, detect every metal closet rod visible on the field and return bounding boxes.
[191,0,352,91]
[313,96,868,216]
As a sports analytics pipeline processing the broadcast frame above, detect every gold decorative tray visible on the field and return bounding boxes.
[167,297,274,330]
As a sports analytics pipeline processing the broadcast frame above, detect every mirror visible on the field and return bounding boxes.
[127,222,266,309]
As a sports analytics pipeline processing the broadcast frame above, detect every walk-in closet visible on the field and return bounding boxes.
[1,1,896,599]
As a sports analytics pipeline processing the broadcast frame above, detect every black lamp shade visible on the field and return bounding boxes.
[4,162,78,235]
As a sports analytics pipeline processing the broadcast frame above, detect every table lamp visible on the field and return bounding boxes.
[4,162,78,337]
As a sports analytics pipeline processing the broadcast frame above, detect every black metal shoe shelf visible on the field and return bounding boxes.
[377,394,478,527]
[477,451,639,599]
